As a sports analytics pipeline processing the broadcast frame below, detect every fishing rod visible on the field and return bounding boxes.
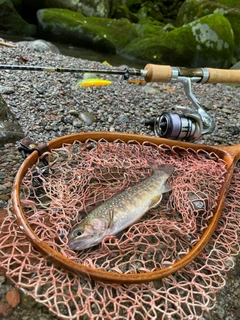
[1,63,239,141]
[0,64,144,80]
[0,63,239,83]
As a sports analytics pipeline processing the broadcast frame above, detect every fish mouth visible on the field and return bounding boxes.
[68,235,103,251]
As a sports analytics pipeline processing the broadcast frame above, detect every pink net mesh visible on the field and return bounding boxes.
[0,138,240,319]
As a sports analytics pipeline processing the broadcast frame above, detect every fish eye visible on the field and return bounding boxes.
[76,230,82,237]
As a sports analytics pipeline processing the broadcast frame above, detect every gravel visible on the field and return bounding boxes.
[0,44,240,319]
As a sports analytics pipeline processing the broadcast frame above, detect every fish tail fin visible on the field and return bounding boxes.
[149,162,174,176]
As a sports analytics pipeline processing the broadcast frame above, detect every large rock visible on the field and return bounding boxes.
[79,0,111,17]
[17,39,60,54]
[0,95,24,146]
[37,8,137,54]
[112,5,139,23]
[21,0,112,17]
[176,0,240,60]
[0,0,36,35]
[121,13,234,68]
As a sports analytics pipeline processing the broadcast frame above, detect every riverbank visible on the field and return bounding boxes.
[0,32,145,68]
[0,44,240,320]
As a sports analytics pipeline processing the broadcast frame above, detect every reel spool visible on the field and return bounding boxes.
[153,111,201,141]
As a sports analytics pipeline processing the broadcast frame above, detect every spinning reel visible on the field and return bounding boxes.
[145,75,215,142]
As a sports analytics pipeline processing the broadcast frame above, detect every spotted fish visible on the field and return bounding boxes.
[68,164,174,250]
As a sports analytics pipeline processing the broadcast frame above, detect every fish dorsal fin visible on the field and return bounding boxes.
[149,195,162,209]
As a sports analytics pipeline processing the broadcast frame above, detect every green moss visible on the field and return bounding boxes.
[37,8,137,53]
[121,28,196,65]
[38,8,84,28]
[177,0,240,26]
[191,13,233,48]
[176,0,240,60]
[211,0,240,8]
[86,17,136,49]
[121,13,234,68]
[112,5,139,22]
[135,23,163,37]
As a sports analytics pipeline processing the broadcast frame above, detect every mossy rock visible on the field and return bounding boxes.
[177,0,240,25]
[135,6,164,36]
[0,0,36,35]
[121,13,234,68]
[126,0,142,13]
[112,5,139,23]
[135,23,164,37]
[37,8,137,54]
[136,6,164,24]
[176,0,240,59]
[22,0,111,17]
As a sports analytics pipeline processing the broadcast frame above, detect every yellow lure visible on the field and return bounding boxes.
[78,78,112,87]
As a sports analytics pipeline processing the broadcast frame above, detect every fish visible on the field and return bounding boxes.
[68,164,174,250]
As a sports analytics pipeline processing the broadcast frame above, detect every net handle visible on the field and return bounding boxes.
[11,132,240,284]
[144,64,240,84]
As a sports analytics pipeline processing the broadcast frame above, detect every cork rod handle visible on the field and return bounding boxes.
[206,67,240,84]
[144,64,173,82]
[144,63,240,84]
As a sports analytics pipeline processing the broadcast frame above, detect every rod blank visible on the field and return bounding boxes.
[1,63,240,84]
[0,64,143,76]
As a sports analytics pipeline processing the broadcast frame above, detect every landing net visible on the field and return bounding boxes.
[0,138,240,319]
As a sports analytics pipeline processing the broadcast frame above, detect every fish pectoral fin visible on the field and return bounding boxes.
[149,195,162,209]
[108,208,114,229]
[162,181,171,193]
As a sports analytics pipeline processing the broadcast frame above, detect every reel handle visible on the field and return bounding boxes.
[144,63,240,84]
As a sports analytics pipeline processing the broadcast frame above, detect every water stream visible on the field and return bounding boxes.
[0,32,145,69]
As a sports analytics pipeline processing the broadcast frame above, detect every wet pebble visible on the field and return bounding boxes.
[0,194,10,201]
[69,109,78,117]
[4,181,12,188]
[0,86,15,94]
[61,117,73,124]
[222,107,233,114]
[108,115,114,123]
[118,114,130,123]
[234,307,240,318]
[6,288,21,308]
[213,305,225,318]
[229,126,240,135]
[79,111,97,125]
[142,85,161,94]
[73,119,83,128]
[0,302,13,318]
